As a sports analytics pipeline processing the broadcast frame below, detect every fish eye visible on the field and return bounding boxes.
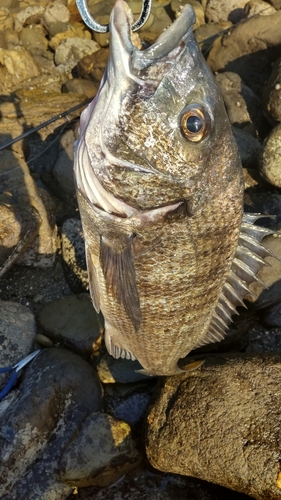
[180,104,212,143]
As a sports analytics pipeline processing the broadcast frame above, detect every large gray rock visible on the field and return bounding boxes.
[145,353,281,499]
[0,348,103,499]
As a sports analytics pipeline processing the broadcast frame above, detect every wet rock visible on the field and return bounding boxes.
[59,412,141,487]
[55,38,100,72]
[0,48,40,92]
[97,352,152,384]
[77,48,109,83]
[259,123,281,187]
[38,294,103,355]
[232,126,262,168]
[0,149,57,269]
[204,0,248,23]
[61,218,89,293]
[215,72,262,135]
[145,352,281,500]
[0,300,36,390]
[107,386,153,426]
[207,10,281,94]
[70,467,223,500]
[62,78,98,97]
[262,58,281,122]
[0,347,102,499]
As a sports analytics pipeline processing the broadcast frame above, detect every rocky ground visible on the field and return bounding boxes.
[1,0,281,498]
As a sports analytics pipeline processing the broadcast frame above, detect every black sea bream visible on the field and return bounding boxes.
[75,0,272,375]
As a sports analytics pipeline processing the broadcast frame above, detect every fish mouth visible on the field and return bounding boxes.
[110,0,196,74]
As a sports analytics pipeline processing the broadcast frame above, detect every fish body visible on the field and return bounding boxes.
[75,1,270,375]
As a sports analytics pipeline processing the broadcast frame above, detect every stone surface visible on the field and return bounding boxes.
[41,1,70,31]
[55,37,100,72]
[59,412,141,487]
[232,126,262,168]
[207,10,281,94]
[0,347,102,499]
[38,294,103,355]
[62,77,99,97]
[61,218,89,293]
[259,123,281,187]
[145,353,281,500]
[0,48,40,92]
[77,48,109,83]
[204,0,248,23]
[245,0,276,16]
[97,352,153,384]
[0,300,36,394]
[215,72,262,135]
[262,57,281,122]
[0,149,57,269]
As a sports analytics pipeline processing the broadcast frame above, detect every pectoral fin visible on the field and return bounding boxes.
[100,236,141,331]
[85,244,100,313]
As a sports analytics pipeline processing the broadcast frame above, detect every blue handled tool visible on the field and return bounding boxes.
[0,349,41,401]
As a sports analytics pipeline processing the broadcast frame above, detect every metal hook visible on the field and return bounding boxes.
[76,0,152,33]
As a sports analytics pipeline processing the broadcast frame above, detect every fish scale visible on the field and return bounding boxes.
[75,0,273,375]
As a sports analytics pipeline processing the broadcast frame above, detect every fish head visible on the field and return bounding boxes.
[75,0,243,216]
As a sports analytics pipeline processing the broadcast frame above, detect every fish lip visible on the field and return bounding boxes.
[110,0,196,72]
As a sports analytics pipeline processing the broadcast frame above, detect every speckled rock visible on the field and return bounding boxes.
[0,48,40,91]
[207,10,281,93]
[55,38,100,72]
[38,294,103,355]
[0,347,102,500]
[61,218,89,293]
[59,412,141,487]
[145,352,281,500]
[259,124,281,187]
[41,1,70,32]
[215,72,262,135]
[0,300,36,394]
[262,58,281,122]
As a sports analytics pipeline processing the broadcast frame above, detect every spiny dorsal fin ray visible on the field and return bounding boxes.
[194,213,275,349]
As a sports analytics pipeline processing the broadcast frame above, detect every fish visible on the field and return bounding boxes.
[74,0,273,376]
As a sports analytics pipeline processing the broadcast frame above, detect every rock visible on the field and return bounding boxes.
[0,201,40,277]
[107,387,153,426]
[38,294,103,355]
[259,123,281,187]
[242,323,281,351]
[59,412,141,487]
[215,72,262,135]
[77,48,109,83]
[0,7,13,31]
[69,467,225,500]
[138,7,172,43]
[207,10,281,94]
[62,78,98,97]
[97,352,153,384]
[61,218,89,293]
[19,26,49,58]
[268,0,281,8]
[55,37,100,72]
[260,303,281,327]
[0,347,102,499]
[171,0,205,29]
[15,6,44,27]
[0,300,36,394]
[245,192,281,228]
[244,0,276,16]
[41,1,70,32]
[0,48,40,92]
[145,352,281,500]
[204,0,248,23]
[232,126,262,168]
[52,128,76,201]
[262,58,281,122]
[48,23,92,51]
[0,149,57,269]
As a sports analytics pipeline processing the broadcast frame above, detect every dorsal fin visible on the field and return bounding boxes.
[195,213,275,349]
